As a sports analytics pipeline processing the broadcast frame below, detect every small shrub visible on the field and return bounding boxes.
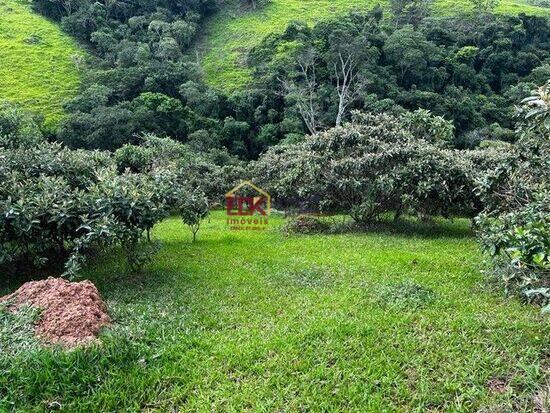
[0,101,44,149]
[400,108,454,146]
[283,215,330,235]
[475,82,549,308]
[114,144,154,173]
[178,189,210,242]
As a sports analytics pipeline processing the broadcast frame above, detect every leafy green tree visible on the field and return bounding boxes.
[384,26,441,88]
[130,92,188,140]
[254,111,492,223]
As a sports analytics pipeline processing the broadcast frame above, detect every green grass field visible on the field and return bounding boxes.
[2,212,548,411]
[0,0,81,130]
[197,0,550,92]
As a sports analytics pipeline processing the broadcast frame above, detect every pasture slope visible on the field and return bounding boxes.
[0,0,81,130]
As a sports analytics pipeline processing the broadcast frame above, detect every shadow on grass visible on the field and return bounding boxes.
[78,248,180,301]
[0,260,65,296]
[159,235,247,248]
[328,216,474,240]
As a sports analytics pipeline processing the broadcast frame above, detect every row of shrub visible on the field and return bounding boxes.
[2,82,547,310]
[252,110,510,223]
[0,103,244,279]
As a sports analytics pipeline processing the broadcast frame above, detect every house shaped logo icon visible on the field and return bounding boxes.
[225,181,271,217]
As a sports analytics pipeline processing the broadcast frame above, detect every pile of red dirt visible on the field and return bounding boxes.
[0,277,111,347]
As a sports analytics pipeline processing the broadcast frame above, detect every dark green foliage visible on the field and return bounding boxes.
[0,130,228,278]
[31,0,550,160]
[114,134,245,241]
[244,10,549,153]
[114,133,193,173]
[253,110,505,223]
[31,0,220,151]
[0,145,169,277]
[114,134,247,204]
[475,82,549,308]
[114,143,155,173]
[0,101,44,149]
[124,239,162,273]
[529,0,550,6]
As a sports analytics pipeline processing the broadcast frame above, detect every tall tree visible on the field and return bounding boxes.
[280,48,322,135]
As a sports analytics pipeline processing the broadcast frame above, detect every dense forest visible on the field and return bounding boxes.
[30,0,550,157]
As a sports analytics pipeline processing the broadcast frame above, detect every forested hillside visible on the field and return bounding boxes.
[0,0,81,130]
[1,0,548,143]
[197,0,550,92]
[19,0,545,162]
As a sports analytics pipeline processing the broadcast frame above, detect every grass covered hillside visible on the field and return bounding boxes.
[198,0,550,92]
[0,0,81,130]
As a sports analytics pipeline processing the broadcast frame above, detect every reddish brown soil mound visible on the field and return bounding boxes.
[1,277,110,347]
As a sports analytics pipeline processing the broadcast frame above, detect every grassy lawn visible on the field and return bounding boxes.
[0,0,81,130]
[1,212,548,411]
[197,0,550,92]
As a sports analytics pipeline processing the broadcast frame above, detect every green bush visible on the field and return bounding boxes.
[114,144,154,173]
[477,194,549,282]
[254,111,501,223]
[114,134,247,205]
[0,134,211,277]
[0,151,172,277]
[475,82,549,309]
[177,188,210,242]
[0,101,44,149]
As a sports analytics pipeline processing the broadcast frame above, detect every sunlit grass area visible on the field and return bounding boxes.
[1,212,548,411]
[197,0,550,92]
[0,0,82,130]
